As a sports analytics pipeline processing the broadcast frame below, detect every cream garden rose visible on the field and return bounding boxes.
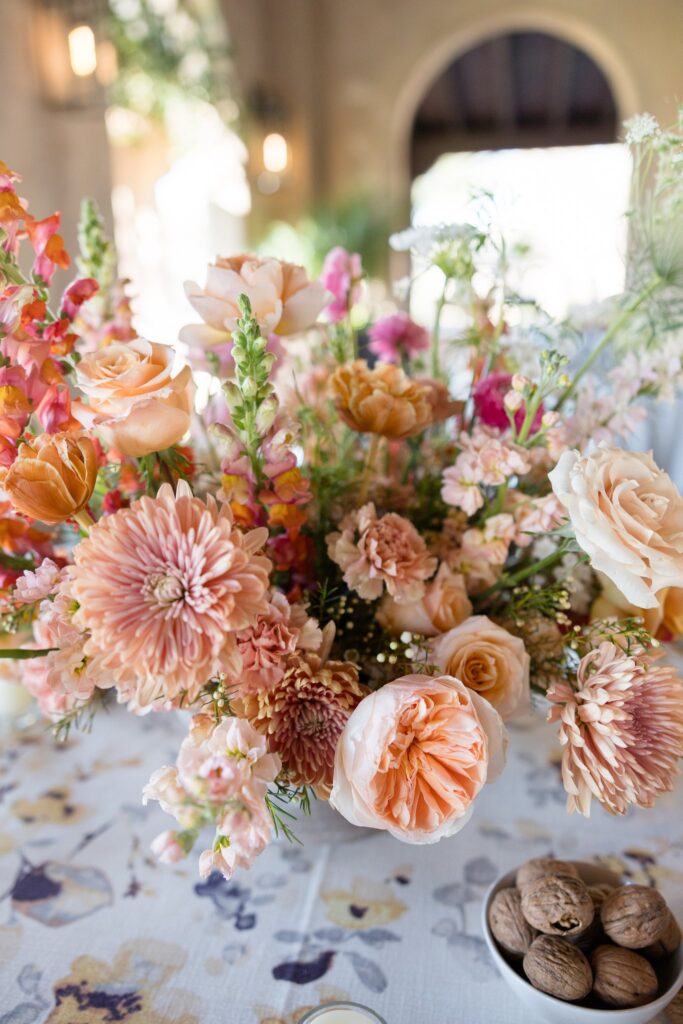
[550,445,683,609]
[330,674,506,844]
[431,615,530,719]
[74,338,194,457]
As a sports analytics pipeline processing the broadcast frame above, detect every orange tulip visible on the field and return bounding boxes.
[2,432,97,526]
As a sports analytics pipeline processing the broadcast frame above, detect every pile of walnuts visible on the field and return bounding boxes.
[488,857,681,1009]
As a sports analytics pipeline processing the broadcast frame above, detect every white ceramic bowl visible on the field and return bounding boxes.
[482,861,683,1024]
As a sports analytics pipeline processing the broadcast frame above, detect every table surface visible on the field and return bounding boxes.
[1,698,682,1024]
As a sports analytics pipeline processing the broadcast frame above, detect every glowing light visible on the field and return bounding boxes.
[262,132,288,174]
[68,25,97,77]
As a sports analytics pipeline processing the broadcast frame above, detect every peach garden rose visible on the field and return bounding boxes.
[376,563,472,637]
[330,673,506,843]
[431,615,530,720]
[73,338,194,458]
[549,445,683,609]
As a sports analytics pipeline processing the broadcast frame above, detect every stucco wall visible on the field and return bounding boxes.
[0,0,112,255]
[221,0,683,225]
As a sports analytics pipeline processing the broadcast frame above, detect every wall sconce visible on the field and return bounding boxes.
[32,0,110,109]
[249,84,290,194]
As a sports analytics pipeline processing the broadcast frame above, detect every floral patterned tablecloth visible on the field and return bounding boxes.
[1,703,682,1024]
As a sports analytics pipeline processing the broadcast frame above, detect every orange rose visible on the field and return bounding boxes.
[2,432,97,525]
[330,360,434,438]
[73,339,194,457]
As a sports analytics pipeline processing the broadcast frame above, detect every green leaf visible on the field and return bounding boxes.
[0,648,56,659]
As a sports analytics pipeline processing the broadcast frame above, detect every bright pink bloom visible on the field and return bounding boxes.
[368,313,429,363]
[60,277,98,319]
[150,830,186,865]
[473,372,543,433]
[321,247,362,323]
[25,214,70,284]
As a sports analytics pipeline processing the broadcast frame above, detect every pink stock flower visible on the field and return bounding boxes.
[368,313,429,363]
[321,247,362,323]
[461,514,516,565]
[13,557,61,604]
[442,428,531,514]
[441,454,484,515]
[69,481,271,708]
[548,641,683,816]
[513,494,566,548]
[327,502,437,603]
[473,372,544,433]
[150,830,186,865]
[199,797,274,880]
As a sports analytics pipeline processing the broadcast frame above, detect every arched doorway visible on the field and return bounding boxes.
[405,29,631,324]
[411,31,617,177]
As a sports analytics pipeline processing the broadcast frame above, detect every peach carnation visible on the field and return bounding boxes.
[376,563,472,637]
[238,653,366,793]
[330,674,506,843]
[330,359,434,438]
[431,615,530,719]
[548,641,683,816]
[327,502,437,603]
[69,481,271,707]
[235,592,323,695]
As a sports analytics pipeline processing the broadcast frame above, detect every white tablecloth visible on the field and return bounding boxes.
[1,702,682,1023]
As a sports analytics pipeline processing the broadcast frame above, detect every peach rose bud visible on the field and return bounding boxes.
[2,431,97,525]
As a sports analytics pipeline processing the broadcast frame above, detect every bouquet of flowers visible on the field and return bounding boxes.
[2,112,683,881]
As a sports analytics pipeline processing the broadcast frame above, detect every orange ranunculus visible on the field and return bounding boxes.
[2,432,97,525]
[73,338,194,458]
[329,360,434,438]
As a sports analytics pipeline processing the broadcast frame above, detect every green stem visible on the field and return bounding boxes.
[556,276,661,410]
[358,434,381,504]
[475,545,569,604]
[0,648,57,659]
[431,281,448,379]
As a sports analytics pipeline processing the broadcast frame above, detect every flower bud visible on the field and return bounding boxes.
[2,431,97,525]
[504,390,524,412]
[512,374,530,393]
[542,411,560,428]
[255,397,279,434]
[221,381,242,413]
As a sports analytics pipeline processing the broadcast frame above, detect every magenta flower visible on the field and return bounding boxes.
[368,312,430,363]
[473,372,543,433]
[321,246,362,323]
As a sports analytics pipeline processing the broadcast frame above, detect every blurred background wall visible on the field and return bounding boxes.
[2,0,683,339]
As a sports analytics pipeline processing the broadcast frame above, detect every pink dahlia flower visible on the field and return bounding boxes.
[548,641,683,816]
[368,313,429,363]
[69,481,271,707]
[473,372,543,433]
[326,502,437,603]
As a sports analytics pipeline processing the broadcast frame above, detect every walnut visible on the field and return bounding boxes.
[587,882,615,910]
[488,887,537,957]
[642,909,682,959]
[516,857,579,890]
[523,935,592,1001]
[601,885,670,949]
[590,945,658,1008]
[521,874,594,937]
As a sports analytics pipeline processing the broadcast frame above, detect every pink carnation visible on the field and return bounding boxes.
[327,502,437,603]
[321,247,362,323]
[69,481,271,708]
[235,592,322,695]
[368,313,429,363]
[548,642,683,816]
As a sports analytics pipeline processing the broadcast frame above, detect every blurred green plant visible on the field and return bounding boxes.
[257,194,393,279]
[106,0,234,125]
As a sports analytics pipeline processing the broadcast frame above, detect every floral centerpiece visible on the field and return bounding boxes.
[2,113,683,880]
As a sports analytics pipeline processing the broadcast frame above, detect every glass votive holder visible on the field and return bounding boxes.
[298,1002,387,1024]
